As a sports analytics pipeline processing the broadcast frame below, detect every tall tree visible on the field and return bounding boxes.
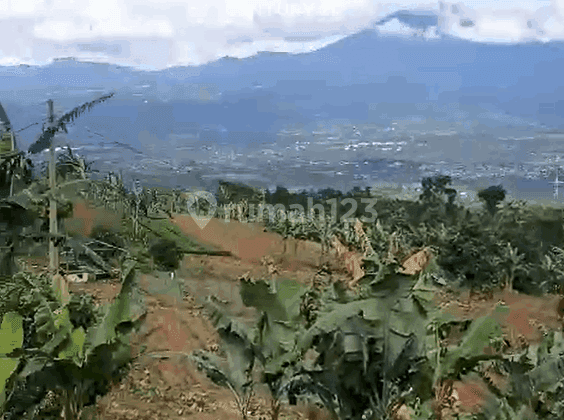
[477,185,506,216]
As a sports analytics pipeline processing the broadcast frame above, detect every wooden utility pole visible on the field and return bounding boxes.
[47,99,59,275]
[26,93,114,297]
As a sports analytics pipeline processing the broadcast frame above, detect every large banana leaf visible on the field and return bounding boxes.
[437,305,507,380]
[238,278,311,376]
[201,298,261,389]
[288,273,433,420]
[296,299,385,354]
[85,260,145,351]
[527,355,564,394]
[190,323,257,411]
[0,312,23,409]
[190,350,238,389]
[479,330,564,419]
[0,260,145,420]
[58,327,86,367]
[239,277,306,322]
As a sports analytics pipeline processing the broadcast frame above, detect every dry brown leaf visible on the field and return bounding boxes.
[400,248,433,276]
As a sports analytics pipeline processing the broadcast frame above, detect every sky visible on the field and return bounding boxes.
[0,0,562,70]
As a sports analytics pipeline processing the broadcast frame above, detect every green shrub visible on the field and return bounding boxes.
[147,238,183,271]
[90,225,127,253]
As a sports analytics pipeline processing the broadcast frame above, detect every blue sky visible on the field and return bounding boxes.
[0,0,562,70]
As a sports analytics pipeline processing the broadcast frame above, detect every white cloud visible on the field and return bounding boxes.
[474,14,529,42]
[438,0,564,43]
[1,0,44,15]
[0,0,562,69]
[378,18,420,37]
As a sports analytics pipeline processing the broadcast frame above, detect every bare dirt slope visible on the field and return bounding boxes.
[63,209,341,420]
[37,204,564,419]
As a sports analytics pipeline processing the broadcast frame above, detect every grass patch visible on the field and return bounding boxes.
[139,218,227,255]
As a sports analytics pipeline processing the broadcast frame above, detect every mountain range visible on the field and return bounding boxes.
[1,27,563,194]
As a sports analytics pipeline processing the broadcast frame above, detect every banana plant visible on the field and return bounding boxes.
[538,246,564,293]
[540,255,561,294]
[192,277,311,420]
[190,298,263,420]
[493,200,529,230]
[54,146,91,182]
[271,208,291,253]
[411,270,512,419]
[478,330,564,420]
[0,259,146,420]
[191,344,257,420]
[307,214,338,265]
[196,248,528,420]
[0,311,23,411]
[283,265,438,420]
[498,242,525,292]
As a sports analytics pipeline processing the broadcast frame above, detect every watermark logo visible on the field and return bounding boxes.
[186,191,217,229]
[222,197,378,225]
[185,190,379,228]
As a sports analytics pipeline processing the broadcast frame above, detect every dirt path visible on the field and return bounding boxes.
[85,277,245,420]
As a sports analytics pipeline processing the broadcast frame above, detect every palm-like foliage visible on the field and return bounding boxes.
[539,246,564,294]
[28,93,115,155]
[305,213,338,264]
[269,208,291,253]
[492,200,529,232]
